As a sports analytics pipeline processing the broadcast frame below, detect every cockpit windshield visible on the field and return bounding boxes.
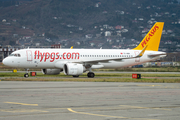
[9,53,21,57]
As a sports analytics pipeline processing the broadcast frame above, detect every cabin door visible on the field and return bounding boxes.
[26,50,33,61]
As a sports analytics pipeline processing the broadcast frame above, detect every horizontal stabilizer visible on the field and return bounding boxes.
[148,53,166,57]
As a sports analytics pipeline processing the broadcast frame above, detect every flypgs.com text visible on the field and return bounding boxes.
[34,51,80,62]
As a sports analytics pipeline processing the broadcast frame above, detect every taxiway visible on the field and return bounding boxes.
[0,82,180,120]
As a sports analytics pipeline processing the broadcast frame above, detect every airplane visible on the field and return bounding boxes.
[2,22,166,78]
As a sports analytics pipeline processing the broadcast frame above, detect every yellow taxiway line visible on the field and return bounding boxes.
[4,102,38,106]
[67,108,160,120]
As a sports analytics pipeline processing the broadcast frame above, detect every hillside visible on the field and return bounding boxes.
[0,0,180,51]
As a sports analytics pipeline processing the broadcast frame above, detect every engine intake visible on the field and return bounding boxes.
[64,63,85,75]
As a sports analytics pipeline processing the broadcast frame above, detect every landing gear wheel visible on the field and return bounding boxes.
[24,73,29,78]
[87,72,95,78]
[73,75,79,77]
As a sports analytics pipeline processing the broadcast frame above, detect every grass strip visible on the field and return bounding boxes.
[1,72,180,83]
[1,77,180,83]
[1,72,180,77]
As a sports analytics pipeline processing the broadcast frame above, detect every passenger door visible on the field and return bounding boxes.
[26,50,32,61]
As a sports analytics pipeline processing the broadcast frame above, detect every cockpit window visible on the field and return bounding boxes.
[9,54,14,56]
[9,53,21,57]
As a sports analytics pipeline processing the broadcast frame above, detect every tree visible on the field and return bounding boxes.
[9,40,15,45]
[2,37,6,41]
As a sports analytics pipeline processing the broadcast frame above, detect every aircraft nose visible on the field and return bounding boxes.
[2,58,8,66]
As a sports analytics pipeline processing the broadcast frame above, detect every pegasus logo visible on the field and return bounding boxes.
[141,24,159,47]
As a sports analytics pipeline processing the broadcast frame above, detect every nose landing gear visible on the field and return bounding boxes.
[24,73,29,78]
[24,69,29,78]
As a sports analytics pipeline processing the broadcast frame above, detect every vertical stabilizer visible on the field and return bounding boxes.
[133,22,164,51]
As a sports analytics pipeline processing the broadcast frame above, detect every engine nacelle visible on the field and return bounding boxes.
[64,63,85,75]
[42,69,62,75]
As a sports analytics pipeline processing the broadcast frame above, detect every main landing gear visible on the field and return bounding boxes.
[87,72,95,78]
[24,69,29,78]
[73,75,79,77]
[72,72,95,78]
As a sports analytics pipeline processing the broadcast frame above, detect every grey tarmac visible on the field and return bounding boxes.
[0,81,180,120]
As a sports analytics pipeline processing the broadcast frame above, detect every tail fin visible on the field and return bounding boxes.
[133,22,164,51]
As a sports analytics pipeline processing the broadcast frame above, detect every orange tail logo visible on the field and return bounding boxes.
[133,22,164,51]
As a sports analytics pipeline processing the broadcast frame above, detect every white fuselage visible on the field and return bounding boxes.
[2,48,166,69]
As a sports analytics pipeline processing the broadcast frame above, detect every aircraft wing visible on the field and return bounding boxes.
[77,45,148,64]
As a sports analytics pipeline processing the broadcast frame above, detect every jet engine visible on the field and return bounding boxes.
[42,69,62,75]
[63,63,85,75]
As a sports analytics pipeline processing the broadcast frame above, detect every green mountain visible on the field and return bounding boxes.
[0,0,180,50]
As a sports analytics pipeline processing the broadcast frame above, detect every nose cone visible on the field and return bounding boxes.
[2,58,8,66]
[2,57,19,68]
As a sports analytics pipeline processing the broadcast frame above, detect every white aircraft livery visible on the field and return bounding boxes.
[2,22,166,78]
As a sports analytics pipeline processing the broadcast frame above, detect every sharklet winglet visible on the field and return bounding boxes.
[136,45,148,57]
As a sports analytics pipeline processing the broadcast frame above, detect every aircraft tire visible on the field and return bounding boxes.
[87,72,95,78]
[73,75,79,77]
[24,73,29,78]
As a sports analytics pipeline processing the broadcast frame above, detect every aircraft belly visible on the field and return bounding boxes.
[36,62,55,69]
[100,59,145,69]
[100,62,125,69]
